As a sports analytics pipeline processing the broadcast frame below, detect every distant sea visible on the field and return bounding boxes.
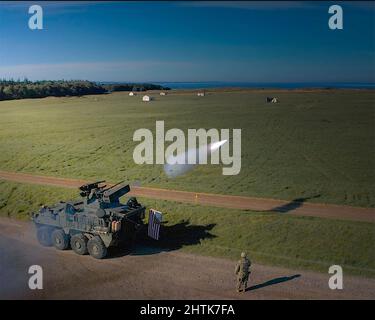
[100,81,375,90]
[154,82,375,90]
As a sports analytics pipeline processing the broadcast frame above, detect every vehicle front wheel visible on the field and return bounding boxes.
[87,236,107,259]
[71,234,88,255]
[36,226,53,247]
[51,229,70,250]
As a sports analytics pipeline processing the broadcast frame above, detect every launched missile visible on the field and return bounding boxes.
[164,140,227,178]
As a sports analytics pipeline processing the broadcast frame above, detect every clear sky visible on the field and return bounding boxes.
[0,1,374,83]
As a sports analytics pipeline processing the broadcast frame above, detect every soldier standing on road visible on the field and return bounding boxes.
[235,252,251,292]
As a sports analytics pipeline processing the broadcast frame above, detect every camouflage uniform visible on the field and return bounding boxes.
[235,252,251,292]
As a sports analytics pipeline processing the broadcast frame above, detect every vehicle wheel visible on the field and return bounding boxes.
[71,234,88,255]
[51,229,70,250]
[87,237,107,259]
[36,226,53,247]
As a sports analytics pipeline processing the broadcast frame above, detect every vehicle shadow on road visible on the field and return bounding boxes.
[247,274,301,291]
[271,195,321,213]
[109,219,216,258]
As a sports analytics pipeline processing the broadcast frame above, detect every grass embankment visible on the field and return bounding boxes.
[1,181,374,277]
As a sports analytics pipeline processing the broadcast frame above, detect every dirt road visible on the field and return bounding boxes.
[0,170,374,222]
[0,218,374,300]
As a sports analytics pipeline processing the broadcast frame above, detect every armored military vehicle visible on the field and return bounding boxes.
[32,181,146,259]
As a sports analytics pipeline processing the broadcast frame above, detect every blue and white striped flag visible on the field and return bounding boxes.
[148,209,162,240]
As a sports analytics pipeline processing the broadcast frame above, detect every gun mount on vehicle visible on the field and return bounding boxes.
[31,180,147,259]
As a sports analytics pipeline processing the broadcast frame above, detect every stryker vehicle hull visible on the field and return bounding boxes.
[31,181,147,259]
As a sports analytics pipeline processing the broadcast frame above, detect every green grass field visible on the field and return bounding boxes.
[0,90,373,207]
[0,90,374,275]
[1,180,374,277]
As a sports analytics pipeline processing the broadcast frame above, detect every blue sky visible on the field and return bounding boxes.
[0,1,374,82]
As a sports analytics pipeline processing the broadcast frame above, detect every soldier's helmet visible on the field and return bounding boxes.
[241,252,246,258]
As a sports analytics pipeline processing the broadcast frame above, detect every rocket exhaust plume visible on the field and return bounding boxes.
[210,140,227,152]
[164,140,227,178]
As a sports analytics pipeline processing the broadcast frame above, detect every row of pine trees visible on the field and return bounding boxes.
[0,79,169,101]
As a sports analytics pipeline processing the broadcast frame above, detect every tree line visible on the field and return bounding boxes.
[0,79,170,101]
[103,83,170,92]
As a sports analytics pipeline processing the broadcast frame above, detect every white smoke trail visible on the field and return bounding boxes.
[164,140,227,178]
